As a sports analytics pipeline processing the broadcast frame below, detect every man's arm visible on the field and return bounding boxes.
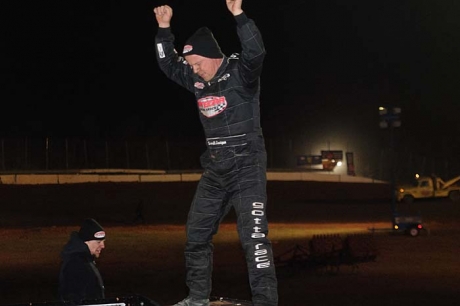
[230,0,266,85]
[153,5,195,93]
[61,260,89,301]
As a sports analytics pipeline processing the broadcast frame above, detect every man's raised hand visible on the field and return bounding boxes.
[153,5,173,28]
[226,0,243,16]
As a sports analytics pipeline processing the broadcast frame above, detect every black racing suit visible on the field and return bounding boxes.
[58,232,105,302]
[155,12,278,306]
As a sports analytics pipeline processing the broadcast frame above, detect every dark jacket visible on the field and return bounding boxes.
[155,13,266,140]
[58,232,105,302]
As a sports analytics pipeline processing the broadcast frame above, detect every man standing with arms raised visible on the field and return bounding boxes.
[153,1,278,305]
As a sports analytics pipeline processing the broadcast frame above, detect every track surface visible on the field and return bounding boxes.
[1,182,459,306]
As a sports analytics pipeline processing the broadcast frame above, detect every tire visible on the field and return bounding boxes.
[402,195,414,204]
[449,191,460,202]
[408,227,419,237]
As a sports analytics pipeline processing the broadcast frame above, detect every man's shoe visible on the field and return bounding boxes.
[172,297,210,306]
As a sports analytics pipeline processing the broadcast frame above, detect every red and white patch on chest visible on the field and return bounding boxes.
[197,96,227,118]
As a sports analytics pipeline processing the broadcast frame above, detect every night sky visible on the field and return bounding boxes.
[3,0,460,170]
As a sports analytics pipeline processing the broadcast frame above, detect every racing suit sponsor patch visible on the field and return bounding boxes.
[156,43,165,59]
[198,96,227,118]
[217,73,230,82]
[194,82,205,89]
[207,140,227,146]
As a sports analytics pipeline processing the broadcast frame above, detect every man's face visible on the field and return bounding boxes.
[185,54,221,82]
[86,240,105,258]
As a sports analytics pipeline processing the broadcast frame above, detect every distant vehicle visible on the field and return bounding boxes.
[396,174,460,204]
[369,212,425,237]
[392,213,424,237]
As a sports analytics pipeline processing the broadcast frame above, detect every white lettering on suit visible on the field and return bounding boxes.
[252,202,271,268]
[156,43,165,58]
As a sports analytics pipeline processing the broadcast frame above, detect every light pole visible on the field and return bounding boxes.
[379,106,401,215]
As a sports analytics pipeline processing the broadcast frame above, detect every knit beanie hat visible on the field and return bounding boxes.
[182,27,224,59]
[78,218,106,241]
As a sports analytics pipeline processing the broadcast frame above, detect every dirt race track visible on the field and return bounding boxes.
[0,181,460,306]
